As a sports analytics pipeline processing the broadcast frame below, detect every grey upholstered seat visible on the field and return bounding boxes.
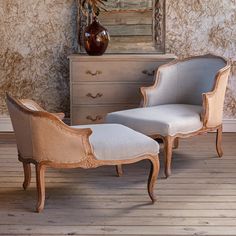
[106,104,203,136]
[105,55,231,178]
[72,124,159,160]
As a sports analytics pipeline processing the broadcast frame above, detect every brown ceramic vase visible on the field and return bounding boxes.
[84,17,110,56]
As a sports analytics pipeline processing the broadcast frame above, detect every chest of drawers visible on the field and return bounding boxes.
[69,54,176,125]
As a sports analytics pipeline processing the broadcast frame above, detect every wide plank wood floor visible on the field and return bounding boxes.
[0,133,236,235]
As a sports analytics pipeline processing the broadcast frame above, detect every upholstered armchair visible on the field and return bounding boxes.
[6,94,159,212]
[106,54,231,178]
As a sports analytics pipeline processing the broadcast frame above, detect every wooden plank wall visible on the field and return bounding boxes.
[99,0,155,53]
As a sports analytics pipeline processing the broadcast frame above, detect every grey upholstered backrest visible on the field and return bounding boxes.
[157,56,227,105]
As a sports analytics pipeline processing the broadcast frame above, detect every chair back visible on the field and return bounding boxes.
[6,94,35,159]
[6,94,92,164]
[158,55,229,105]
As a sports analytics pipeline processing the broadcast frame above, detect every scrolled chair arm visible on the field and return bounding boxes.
[29,111,94,165]
[140,61,179,107]
[51,112,65,120]
[6,94,94,166]
[140,85,164,107]
[20,99,65,120]
[201,63,231,128]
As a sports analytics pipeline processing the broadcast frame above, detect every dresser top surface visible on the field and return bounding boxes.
[68,53,177,62]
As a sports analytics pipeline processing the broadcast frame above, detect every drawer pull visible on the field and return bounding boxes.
[86,93,103,99]
[86,115,103,122]
[142,70,155,76]
[86,70,102,76]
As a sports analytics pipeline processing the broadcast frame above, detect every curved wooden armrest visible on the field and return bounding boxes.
[52,112,65,120]
[140,62,178,107]
[20,99,45,111]
[140,85,155,107]
[202,64,231,128]
[30,111,94,163]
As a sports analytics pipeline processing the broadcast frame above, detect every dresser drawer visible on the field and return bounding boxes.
[71,105,137,125]
[72,82,149,105]
[71,60,167,82]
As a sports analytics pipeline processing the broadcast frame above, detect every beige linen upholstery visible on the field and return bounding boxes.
[72,124,159,160]
[6,94,160,212]
[106,54,231,178]
[106,104,203,136]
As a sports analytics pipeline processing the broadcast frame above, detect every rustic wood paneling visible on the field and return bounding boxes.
[78,0,166,53]
[99,11,152,25]
[104,0,153,11]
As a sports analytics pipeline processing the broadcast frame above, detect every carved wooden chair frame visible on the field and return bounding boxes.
[139,54,231,178]
[6,94,159,212]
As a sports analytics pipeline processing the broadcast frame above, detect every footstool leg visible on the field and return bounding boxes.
[173,138,179,149]
[116,165,123,177]
[216,125,223,157]
[164,136,174,178]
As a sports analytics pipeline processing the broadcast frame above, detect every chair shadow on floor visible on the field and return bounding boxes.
[1,162,156,214]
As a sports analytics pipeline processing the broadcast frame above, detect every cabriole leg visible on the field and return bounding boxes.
[147,156,160,203]
[173,137,179,149]
[35,164,46,213]
[22,162,31,190]
[164,136,174,178]
[116,165,123,177]
[216,125,223,157]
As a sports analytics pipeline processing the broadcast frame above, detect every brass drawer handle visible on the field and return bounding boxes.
[142,70,155,76]
[86,70,102,76]
[86,115,103,122]
[86,93,103,99]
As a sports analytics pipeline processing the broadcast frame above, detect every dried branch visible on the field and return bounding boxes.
[78,0,107,16]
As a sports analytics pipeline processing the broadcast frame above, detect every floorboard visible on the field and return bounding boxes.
[0,133,236,235]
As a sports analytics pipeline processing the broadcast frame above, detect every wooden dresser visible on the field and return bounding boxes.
[69,54,176,125]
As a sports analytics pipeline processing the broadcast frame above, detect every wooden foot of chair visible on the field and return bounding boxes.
[22,163,31,190]
[35,164,46,213]
[116,165,123,177]
[216,125,223,157]
[147,156,159,203]
[173,138,179,149]
[164,136,174,178]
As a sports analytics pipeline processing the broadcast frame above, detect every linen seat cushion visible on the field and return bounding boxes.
[71,124,159,161]
[106,104,203,136]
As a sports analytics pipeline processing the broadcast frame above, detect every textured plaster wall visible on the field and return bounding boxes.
[0,0,78,116]
[166,0,236,118]
[0,0,236,118]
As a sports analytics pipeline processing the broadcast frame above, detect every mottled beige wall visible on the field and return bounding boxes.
[166,0,236,118]
[0,0,78,116]
[0,0,236,118]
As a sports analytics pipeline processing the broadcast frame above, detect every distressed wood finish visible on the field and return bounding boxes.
[141,55,231,178]
[116,164,123,177]
[69,54,176,125]
[216,125,223,157]
[35,163,46,213]
[78,0,166,53]
[1,133,236,235]
[173,138,179,149]
[163,136,174,177]
[71,105,137,124]
[22,163,31,190]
